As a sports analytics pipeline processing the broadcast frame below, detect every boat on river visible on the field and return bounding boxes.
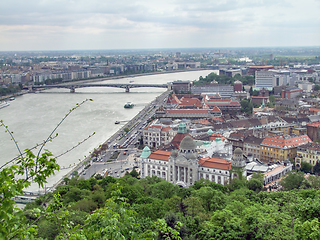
[124,102,134,109]
[0,101,10,109]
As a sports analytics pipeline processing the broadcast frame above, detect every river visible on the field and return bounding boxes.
[0,70,216,192]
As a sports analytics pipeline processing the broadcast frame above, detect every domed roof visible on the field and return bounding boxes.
[170,150,178,158]
[178,122,187,134]
[234,148,243,155]
[215,137,222,142]
[179,136,196,150]
[140,146,151,158]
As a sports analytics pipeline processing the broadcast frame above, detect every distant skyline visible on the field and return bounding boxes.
[1,0,319,51]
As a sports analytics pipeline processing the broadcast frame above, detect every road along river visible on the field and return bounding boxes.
[0,70,216,192]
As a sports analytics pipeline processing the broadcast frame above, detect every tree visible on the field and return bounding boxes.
[155,218,182,240]
[252,90,259,96]
[280,171,306,190]
[249,86,253,96]
[295,218,320,240]
[313,161,320,175]
[240,99,253,114]
[314,85,320,91]
[247,178,263,192]
[0,99,93,238]
[300,162,313,173]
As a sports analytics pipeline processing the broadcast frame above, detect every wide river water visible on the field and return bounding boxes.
[0,70,216,192]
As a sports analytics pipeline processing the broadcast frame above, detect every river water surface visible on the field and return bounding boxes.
[0,70,216,191]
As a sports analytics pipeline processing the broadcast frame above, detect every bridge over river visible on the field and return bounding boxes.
[29,83,170,93]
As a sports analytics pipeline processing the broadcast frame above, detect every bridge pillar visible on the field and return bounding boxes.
[125,85,130,93]
[70,87,75,93]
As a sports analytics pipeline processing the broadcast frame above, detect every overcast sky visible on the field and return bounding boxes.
[0,0,319,51]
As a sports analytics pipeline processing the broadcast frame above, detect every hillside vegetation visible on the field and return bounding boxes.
[20,171,320,239]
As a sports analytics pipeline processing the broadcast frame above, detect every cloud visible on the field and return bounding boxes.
[0,0,319,50]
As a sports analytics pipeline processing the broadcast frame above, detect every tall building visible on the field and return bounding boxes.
[255,71,274,90]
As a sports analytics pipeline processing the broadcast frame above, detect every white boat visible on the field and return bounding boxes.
[0,101,10,109]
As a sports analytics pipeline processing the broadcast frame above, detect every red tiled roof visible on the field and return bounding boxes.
[148,150,171,161]
[211,106,221,112]
[144,125,171,131]
[309,108,320,112]
[261,135,312,149]
[162,126,171,131]
[179,98,202,107]
[230,101,240,105]
[207,98,232,102]
[167,109,209,114]
[198,157,231,170]
[144,125,162,130]
[167,94,180,104]
[307,122,320,127]
[209,133,226,141]
[252,96,269,99]
[171,133,191,148]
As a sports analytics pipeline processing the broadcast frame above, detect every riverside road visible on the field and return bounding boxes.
[82,90,171,179]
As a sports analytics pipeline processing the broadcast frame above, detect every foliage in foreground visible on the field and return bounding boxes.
[6,172,319,240]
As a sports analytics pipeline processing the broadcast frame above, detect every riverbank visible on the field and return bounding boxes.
[50,89,171,192]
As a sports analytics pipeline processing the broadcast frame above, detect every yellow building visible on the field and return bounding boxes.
[260,135,312,163]
[295,142,320,168]
[267,123,298,136]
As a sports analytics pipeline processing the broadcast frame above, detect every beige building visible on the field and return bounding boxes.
[143,124,174,149]
[243,136,263,159]
[295,142,320,168]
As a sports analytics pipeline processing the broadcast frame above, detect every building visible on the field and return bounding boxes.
[171,80,192,94]
[234,80,243,92]
[307,122,320,141]
[295,142,320,168]
[155,109,217,119]
[281,87,303,99]
[263,163,293,186]
[251,96,269,106]
[231,148,247,177]
[202,94,241,113]
[260,135,312,163]
[191,84,234,98]
[143,124,174,149]
[178,97,203,109]
[248,65,274,75]
[255,70,274,90]
[140,135,233,187]
[219,69,242,77]
[171,123,191,149]
[243,136,263,159]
